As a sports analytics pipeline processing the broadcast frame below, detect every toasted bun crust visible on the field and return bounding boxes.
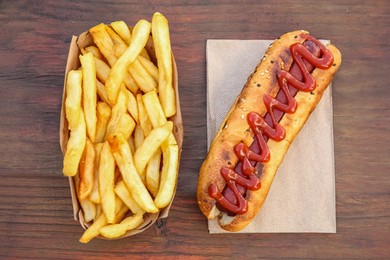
[197,30,342,232]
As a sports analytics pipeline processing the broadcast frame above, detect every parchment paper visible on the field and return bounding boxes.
[206,39,336,233]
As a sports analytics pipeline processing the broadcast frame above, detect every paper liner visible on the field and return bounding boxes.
[60,27,183,239]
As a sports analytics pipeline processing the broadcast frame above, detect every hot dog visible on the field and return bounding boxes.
[197,30,342,232]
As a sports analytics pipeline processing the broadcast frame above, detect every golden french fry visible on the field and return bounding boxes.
[114,181,144,214]
[134,122,171,177]
[95,102,111,143]
[94,204,102,222]
[99,212,144,239]
[98,142,116,223]
[105,19,151,105]
[79,200,96,223]
[63,109,86,176]
[105,113,135,140]
[154,144,179,208]
[123,73,139,94]
[79,198,127,243]
[96,80,110,104]
[136,94,152,135]
[138,55,159,82]
[65,70,82,130]
[108,133,158,213]
[94,58,110,84]
[74,172,96,223]
[110,20,151,60]
[142,90,166,128]
[146,148,161,197]
[152,12,176,117]
[85,46,105,60]
[128,59,157,93]
[105,90,128,139]
[115,166,122,183]
[89,23,117,66]
[79,212,105,243]
[142,90,177,147]
[89,143,103,204]
[133,124,144,150]
[128,135,136,155]
[80,52,97,142]
[79,138,96,199]
[122,87,138,123]
[139,48,151,61]
[111,21,131,45]
[105,25,127,57]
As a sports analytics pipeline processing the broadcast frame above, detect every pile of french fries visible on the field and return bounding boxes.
[62,12,179,243]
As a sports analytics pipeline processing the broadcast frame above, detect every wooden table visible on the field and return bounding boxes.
[1,1,389,258]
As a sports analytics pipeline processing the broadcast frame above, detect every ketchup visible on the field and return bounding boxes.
[208,34,334,214]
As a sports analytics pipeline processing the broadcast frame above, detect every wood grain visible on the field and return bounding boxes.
[0,0,389,258]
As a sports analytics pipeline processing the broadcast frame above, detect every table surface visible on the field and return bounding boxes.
[1,1,389,259]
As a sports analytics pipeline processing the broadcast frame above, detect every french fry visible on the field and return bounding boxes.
[65,70,82,130]
[89,143,103,204]
[79,138,96,199]
[128,59,157,93]
[108,133,158,213]
[115,166,122,183]
[105,19,151,105]
[114,181,144,214]
[105,90,128,139]
[122,87,138,123]
[105,25,128,57]
[85,46,105,60]
[94,204,102,222]
[154,144,179,208]
[128,136,136,155]
[99,212,144,239]
[79,198,127,243]
[95,102,111,143]
[74,172,96,223]
[133,124,144,150]
[110,20,151,60]
[63,109,86,176]
[98,142,116,223]
[80,52,97,142]
[89,23,118,66]
[146,148,161,197]
[80,46,104,61]
[123,73,139,95]
[107,113,135,140]
[96,80,110,104]
[138,55,159,82]
[94,58,110,84]
[134,122,171,178]
[79,200,96,223]
[142,90,177,146]
[111,21,131,45]
[152,12,176,117]
[142,90,166,128]
[136,94,152,135]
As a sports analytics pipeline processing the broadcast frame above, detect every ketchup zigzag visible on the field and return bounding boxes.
[208,34,334,214]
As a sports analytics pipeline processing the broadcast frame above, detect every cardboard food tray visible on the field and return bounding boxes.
[59,27,183,239]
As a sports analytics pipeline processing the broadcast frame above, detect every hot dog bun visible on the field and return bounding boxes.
[197,30,342,232]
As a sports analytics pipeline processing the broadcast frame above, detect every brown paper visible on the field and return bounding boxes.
[206,39,336,233]
[60,28,183,238]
